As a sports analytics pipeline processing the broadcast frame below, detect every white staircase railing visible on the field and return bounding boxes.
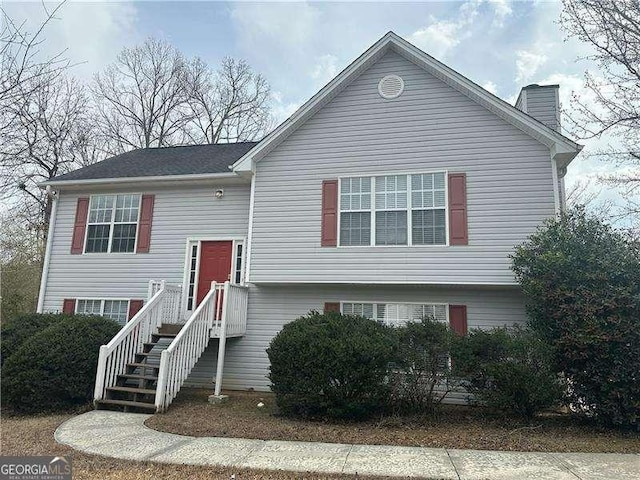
[148,280,183,324]
[221,283,249,337]
[93,282,180,403]
[155,282,220,412]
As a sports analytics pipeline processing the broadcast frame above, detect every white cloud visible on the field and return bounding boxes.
[515,48,548,84]
[488,0,513,28]
[271,91,301,123]
[311,54,339,87]
[408,1,480,59]
[230,2,321,54]
[482,81,498,95]
[3,2,139,80]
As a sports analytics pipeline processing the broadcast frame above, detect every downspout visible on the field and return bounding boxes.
[244,164,257,284]
[36,187,59,313]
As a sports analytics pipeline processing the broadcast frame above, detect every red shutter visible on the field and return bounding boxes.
[321,180,338,247]
[448,173,468,245]
[70,198,89,254]
[62,299,76,314]
[136,195,155,253]
[128,300,144,320]
[324,302,341,313]
[449,305,468,336]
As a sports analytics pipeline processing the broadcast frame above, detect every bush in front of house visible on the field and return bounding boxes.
[1,314,121,413]
[451,326,563,419]
[267,310,396,420]
[390,318,457,414]
[1,313,67,366]
[511,207,640,428]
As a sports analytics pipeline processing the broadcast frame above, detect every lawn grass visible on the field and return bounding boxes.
[0,409,391,480]
[146,389,640,453]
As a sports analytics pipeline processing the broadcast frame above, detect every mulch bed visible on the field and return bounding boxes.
[145,388,640,453]
[0,408,388,480]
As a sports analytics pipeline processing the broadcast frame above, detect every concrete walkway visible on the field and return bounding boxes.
[55,411,639,479]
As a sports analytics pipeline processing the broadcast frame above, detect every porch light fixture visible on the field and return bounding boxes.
[215,188,224,199]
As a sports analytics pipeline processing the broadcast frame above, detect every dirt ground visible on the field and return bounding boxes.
[0,410,391,480]
[146,389,640,453]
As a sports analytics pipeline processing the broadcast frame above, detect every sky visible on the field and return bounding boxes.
[4,0,626,207]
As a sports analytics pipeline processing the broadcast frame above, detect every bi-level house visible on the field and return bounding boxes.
[38,32,581,412]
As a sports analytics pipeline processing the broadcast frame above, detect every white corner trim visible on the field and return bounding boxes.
[245,172,256,283]
[551,155,561,215]
[37,194,59,312]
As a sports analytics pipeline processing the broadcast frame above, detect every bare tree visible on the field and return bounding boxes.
[0,74,94,242]
[0,2,70,134]
[560,0,640,223]
[92,37,197,153]
[185,57,272,144]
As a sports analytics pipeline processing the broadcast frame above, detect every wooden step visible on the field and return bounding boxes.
[96,399,156,411]
[127,362,160,370]
[159,324,183,335]
[118,373,158,381]
[152,333,178,340]
[136,352,162,359]
[107,386,156,395]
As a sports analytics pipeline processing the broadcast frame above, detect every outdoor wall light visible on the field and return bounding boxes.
[215,188,224,199]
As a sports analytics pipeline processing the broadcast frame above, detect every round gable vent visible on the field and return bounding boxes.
[378,75,404,99]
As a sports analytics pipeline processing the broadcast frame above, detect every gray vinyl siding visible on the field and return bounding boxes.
[249,51,556,285]
[185,283,527,395]
[42,183,250,312]
[523,87,560,132]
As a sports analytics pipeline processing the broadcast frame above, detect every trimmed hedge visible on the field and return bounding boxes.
[1,314,121,413]
[267,311,396,420]
[1,313,63,366]
[452,327,563,419]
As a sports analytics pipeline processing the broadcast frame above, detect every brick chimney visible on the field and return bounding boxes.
[515,84,561,132]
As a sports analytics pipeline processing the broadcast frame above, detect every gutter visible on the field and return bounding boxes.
[40,171,239,188]
[37,189,59,313]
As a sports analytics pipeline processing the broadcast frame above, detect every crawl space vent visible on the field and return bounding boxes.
[378,75,404,99]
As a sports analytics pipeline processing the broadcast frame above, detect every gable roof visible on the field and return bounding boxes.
[45,142,258,186]
[232,31,581,173]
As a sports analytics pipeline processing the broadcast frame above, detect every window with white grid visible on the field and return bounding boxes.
[338,172,447,246]
[75,299,130,326]
[341,302,447,327]
[339,177,371,246]
[411,173,446,245]
[85,194,141,253]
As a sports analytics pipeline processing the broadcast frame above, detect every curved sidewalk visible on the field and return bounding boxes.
[55,411,639,479]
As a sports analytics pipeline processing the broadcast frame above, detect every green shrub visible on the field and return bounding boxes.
[267,311,396,420]
[1,314,121,413]
[452,327,563,419]
[511,207,640,428]
[391,318,457,414]
[1,313,66,366]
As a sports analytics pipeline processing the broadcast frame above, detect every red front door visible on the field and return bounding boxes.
[196,241,233,305]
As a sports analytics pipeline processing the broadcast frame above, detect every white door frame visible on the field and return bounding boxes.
[180,236,246,319]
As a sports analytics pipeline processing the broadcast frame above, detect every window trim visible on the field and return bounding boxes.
[180,236,247,318]
[74,298,131,325]
[339,300,450,326]
[82,193,142,254]
[337,170,449,247]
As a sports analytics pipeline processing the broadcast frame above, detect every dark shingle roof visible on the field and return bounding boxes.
[50,142,258,182]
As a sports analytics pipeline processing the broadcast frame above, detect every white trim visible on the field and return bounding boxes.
[83,193,142,254]
[245,172,256,283]
[41,172,238,187]
[337,170,449,247]
[74,298,131,325]
[339,300,450,325]
[551,155,561,215]
[37,193,58,313]
[251,280,520,287]
[180,237,243,317]
[232,32,581,172]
